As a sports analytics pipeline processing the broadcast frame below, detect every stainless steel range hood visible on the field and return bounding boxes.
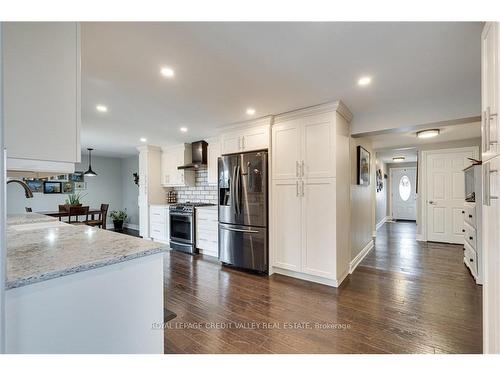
[177,140,208,170]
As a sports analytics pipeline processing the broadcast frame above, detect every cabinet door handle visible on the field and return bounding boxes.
[301,160,305,177]
[462,229,465,233]
[486,107,491,151]
[469,236,473,240]
[489,108,498,145]
[484,163,499,206]
[470,258,474,262]
[296,161,300,177]
[468,214,473,218]
[301,180,305,196]
[296,181,299,197]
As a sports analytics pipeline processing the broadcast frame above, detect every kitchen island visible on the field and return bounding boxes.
[5,213,167,353]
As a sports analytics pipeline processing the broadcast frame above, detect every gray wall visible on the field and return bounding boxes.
[350,137,375,261]
[121,155,139,226]
[7,155,139,227]
[375,160,388,226]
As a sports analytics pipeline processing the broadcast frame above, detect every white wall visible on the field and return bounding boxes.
[350,137,375,260]
[121,155,139,227]
[7,155,139,228]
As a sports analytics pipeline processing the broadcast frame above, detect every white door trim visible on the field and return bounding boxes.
[390,167,417,220]
[421,146,479,242]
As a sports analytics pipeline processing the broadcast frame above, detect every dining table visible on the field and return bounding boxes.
[37,208,103,221]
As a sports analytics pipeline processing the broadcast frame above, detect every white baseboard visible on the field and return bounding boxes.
[272,267,345,288]
[376,216,389,231]
[416,233,424,241]
[349,240,374,274]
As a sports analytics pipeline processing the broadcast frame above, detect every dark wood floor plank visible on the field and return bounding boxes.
[163,221,482,353]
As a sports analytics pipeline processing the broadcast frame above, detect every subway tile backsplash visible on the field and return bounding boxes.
[172,168,217,204]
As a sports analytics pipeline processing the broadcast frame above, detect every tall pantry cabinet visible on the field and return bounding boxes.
[270,101,352,287]
[482,21,500,354]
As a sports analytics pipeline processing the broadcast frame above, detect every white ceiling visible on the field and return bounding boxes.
[376,148,418,164]
[81,22,482,157]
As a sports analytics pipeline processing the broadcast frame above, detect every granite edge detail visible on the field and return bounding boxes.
[6,246,167,290]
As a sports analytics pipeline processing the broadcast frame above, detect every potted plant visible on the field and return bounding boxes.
[61,192,86,211]
[110,210,127,232]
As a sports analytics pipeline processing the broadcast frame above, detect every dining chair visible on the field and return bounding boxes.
[68,206,89,225]
[86,204,109,229]
[25,207,32,213]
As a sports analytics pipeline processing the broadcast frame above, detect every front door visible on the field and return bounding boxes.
[391,167,417,220]
[426,148,477,244]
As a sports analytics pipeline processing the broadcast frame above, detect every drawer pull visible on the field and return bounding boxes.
[468,215,473,218]
[469,236,473,240]
[470,258,474,262]
[462,210,465,214]
[462,229,465,233]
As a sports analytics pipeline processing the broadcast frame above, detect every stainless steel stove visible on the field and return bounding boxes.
[169,202,215,254]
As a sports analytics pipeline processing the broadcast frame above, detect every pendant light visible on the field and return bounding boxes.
[84,148,98,176]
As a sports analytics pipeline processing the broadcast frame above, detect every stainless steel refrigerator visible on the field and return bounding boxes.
[218,151,268,272]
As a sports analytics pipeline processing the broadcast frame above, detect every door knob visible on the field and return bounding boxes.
[429,200,436,205]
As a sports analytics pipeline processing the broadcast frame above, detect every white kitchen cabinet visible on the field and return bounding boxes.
[206,137,221,185]
[272,112,336,180]
[160,144,195,187]
[270,101,352,287]
[137,145,165,238]
[220,117,272,155]
[149,205,170,244]
[272,180,302,271]
[4,22,81,174]
[483,156,500,353]
[195,207,218,257]
[482,22,500,162]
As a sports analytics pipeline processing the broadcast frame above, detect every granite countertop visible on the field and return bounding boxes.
[7,213,58,226]
[195,205,217,211]
[6,221,167,290]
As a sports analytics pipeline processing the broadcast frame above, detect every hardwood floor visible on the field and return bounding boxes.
[163,221,482,354]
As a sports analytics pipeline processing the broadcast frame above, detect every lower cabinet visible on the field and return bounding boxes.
[196,207,218,257]
[272,178,339,284]
[149,205,170,244]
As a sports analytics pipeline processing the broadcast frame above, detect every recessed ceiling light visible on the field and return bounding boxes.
[140,137,147,143]
[180,127,188,133]
[417,129,440,139]
[392,156,406,162]
[357,76,372,86]
[160,66,175,78]
[246,108,256,115]
[96,105,108,113]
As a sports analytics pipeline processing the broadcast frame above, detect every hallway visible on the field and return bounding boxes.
[163,221,482,354]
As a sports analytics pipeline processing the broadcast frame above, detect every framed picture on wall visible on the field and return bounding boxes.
[43,181,62,194]
[357,146,370,186]
[62,181,75,194]
[24,179,43,193]
[69,172,85,182]
[75,182,87,190]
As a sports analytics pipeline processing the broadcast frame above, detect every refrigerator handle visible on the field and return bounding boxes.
[230,165,236,214]
[235,165,241,215]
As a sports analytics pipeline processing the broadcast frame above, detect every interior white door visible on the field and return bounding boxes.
[391,167,417,220]
[426,148,476,243]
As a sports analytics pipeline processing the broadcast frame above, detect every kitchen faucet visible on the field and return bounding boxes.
[6,178,34,198]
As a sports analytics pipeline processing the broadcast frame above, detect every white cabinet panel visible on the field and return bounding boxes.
[221,132,241,155]
[301,178,336,279]
[482,22,500,161]
[272,121,301,180]
[161,144,195,187]
[4,22,81,170]
[207,138,221,185]
[483,156,500,353]
[302,116,335,179]
[273,180,302,271]
[242,126,269,152]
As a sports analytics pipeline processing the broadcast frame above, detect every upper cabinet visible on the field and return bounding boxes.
[206,137,221,185]
[3,22,81,174]
[161,144,195,187]
[220,117,272,155]
[482,22,500,162]
[272,105,349,181]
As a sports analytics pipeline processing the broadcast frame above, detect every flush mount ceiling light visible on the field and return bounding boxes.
[392,156,406,162]
[84,148,98,177]
[417,129,440,139]
[246,108,256,115]
[180,127,188,133]
[160,66,175,78]
[140,137,147,143]
[96,104,108,113]
[357,76,372,86]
